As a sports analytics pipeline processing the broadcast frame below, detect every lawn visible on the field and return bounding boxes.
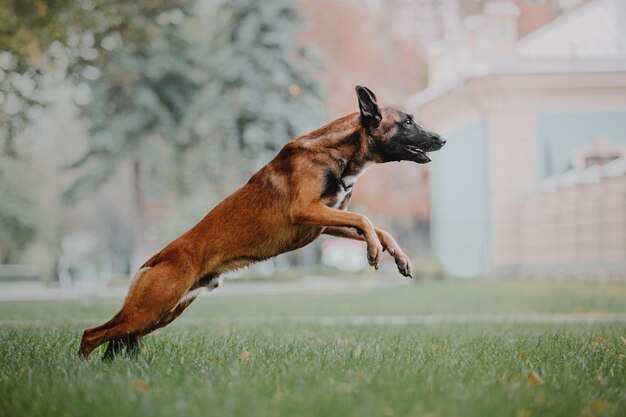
[1,279,625,417]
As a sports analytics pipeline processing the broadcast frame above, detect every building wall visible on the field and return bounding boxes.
[431,120,489,277]
[521,170,626,277]
[489,78,626,274]
[483,89,540,272]
[417,72,626,277]
[410,0,626,277]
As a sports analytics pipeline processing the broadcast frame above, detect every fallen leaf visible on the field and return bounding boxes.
[592,336,606,348]
[581,399,607,417]
[272,390,284,403]
[240,351,250,361]
[591,376,604,388]
[527,371,544,386]
[519,351,527,360]
[132,379,148,391]
[427,343,439,351]
[378,403,393,417]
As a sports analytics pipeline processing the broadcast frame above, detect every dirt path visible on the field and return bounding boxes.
[0,274,410,301]
[2,313,626,327]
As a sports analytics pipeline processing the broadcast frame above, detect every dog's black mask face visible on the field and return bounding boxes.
[356,85,446,164]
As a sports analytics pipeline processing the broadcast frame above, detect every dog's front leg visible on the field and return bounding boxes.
[324,227,413,278]
[290,204,383,268]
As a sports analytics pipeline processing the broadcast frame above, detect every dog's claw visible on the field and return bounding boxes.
[393,251,413,279]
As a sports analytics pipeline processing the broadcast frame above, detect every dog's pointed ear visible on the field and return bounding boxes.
[356,85,381,127]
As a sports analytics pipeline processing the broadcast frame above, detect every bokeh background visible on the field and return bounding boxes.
[1,0,625,293]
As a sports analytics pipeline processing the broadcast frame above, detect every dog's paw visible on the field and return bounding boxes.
[394,251,413,278]
[367,241,383,269]
[378,233,412,278]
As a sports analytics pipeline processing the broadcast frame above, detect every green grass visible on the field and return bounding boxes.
[1,279,625,417]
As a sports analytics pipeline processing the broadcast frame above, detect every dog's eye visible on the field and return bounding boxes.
[404,119,413,126]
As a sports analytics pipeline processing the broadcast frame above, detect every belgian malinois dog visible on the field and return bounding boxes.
[79,86,446,358]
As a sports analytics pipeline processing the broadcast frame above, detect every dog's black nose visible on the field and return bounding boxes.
[431,134,446,146]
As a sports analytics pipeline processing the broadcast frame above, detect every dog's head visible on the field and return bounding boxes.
[356,85,446,164]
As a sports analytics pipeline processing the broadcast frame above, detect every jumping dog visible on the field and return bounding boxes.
[79,86,446,358]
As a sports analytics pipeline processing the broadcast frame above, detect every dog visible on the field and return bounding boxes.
[78,86,446,358]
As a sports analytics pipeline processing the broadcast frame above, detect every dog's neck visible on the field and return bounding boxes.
[339,160,374,191]
[304,112,379,178]
[342,132,379,176]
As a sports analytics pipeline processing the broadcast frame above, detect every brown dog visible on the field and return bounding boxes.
[78,86,445,358]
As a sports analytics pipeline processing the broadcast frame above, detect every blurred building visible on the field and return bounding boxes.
[300,0,559,256]
[408,0,626,277]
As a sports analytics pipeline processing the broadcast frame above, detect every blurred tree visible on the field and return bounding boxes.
[0,0,190,158]
[61,1,197,265]
[67,0,327,240]
[182,0,327,193]
[2,0,327,267]
[1,0,196,266]
[0,0,75,262]
[63,1,197,203]
[0,0,79,71]
[0,0,97,156]
[0,167,36,263]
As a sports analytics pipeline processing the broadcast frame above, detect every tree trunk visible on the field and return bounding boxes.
[131,157,151,271]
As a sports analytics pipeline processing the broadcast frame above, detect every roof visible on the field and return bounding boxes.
[518,0,626,60]
[407,0,626,110]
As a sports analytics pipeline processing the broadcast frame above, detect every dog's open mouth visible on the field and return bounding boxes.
[405,145,431,163]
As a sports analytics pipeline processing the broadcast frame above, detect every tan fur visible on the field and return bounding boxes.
[78,105,425,358]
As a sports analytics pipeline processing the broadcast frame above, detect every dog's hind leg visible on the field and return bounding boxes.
[78,313,124,357]
[79,262,197,358]
[102,334,143,360]
[98,276,220,359]
[145,290,200,335]
[144,275,222,336]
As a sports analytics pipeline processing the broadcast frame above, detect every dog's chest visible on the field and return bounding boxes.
[331,175,356,208]
[322,163,373,209]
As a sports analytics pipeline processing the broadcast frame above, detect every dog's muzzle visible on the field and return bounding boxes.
[405,137,446,163]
